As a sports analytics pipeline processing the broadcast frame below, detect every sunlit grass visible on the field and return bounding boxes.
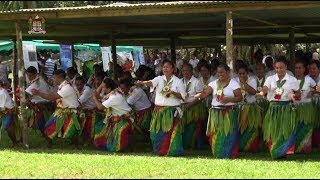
[1,130,320,178]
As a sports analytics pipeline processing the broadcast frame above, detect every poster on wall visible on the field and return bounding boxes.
[22,43,39,72]
[60,44,73,72]
[101,46,144,72]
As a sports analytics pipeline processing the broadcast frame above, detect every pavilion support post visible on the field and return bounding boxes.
[289,27,295,71]
[186,48,190,60]
[250,45,255,65]
[12,39,18,105]
[170,37,176,64]
[306,43,310,52]
[226,11,234,70]
[71,44,76,70]
[111,32,117,80]
[15,21,28,149]
[214,44,221,58]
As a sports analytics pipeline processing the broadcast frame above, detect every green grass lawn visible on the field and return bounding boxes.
[1,130,320,178]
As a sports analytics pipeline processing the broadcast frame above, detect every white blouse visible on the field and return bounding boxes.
[208,79,241,106]
[57,81,80,109]
[234,76,257,103]
[126,87,152,111]
[76,85,96,110]
[102,91,132,117]
[151,75,186,106]
[264,73,299,101]
[0,88,14,109]
[294,75,316,103]
[25,76,51,103]
[182,76,203,103]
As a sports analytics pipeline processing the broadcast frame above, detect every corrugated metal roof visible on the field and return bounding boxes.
[0,1,266,13]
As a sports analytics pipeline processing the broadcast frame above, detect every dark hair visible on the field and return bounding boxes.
[256,62,266,69]
[26,66,38,74]
[67,67,77,76]
[309,60,320,69]
[198,62,211,72]
[119,77,133,88]
[95,71,105,80]
[217,63,230,72]
[103,78,117,90]
[162,59,175,68]
[275,56,288,66]
[75,76,85,83]
[182,63,193,71]
[295,60,306,68]
[53,69,66,79]
[237,64,249,73]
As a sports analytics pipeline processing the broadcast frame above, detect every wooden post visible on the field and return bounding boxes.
[12,39,18,105]
[15,21,28,149]
[226,11,234,70]
[250,45,255,65]
[170,37,176,64]
[71,44,76,69]
[289,27,295,71]
[306,43,310,52]
[111,32,117,80]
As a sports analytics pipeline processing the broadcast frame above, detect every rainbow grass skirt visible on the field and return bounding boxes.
[237,103,262,153]
[94,114,133,152]
[263,101,298,159]
[135,107,153,132]
[294,102,315,153]
[26,102,55,132]
[182,101,208,150]
[0,109,20,141]
[206,106,239,159]
[150,106,184,156]
[44,108,81,139]
[81,109,105,143]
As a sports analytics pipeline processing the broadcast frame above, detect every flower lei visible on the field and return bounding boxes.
[160,78,173,98]
[295,77,305,101]
[216,79,230,102]
[257,77,265,92]
[202,77,210,89]
[274,79,286,100]
[184,79,192,99]
[240,79,248,103]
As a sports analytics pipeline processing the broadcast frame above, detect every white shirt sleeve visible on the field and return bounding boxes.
[264,76,272,89]
[231,79,241,90]
[309,77,317,87]
[151,76,161,88]
[79,87,92,105]
[248,78,257,90]
[57,85,73,98]
[195,79,204,93]
[25,83,37,95]
[102,94,120,108]
[175,79,187,100]
[291,77,300,91]
[127,88,142,106]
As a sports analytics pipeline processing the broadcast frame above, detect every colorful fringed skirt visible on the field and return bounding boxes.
[263,101,298,159]
[94,114,133,152]
[295,102,315,153]
[135,107,153,132]
[81,109,105,143]
[150,105,184,156]
[182,101,207,150]
[26,102,55,132]
[207,106,239,159]
[311,96,320,147]
[256,98,270,120]
[44,108,81,139]
[237,103,262,153]
[0,108,21,142]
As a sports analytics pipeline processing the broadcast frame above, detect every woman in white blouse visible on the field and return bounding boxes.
[181,63,206,150]
[293,61,316,153]
[92,78,134,152]
[235,64,262,153]
[195,64,243,159]
[138,59,186,156]
[259,58,300,159]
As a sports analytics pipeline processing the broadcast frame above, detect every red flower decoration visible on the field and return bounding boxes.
[274,94,281,100]
[166,93,171,98]
[216,95,222,102]
[294,96,301,101]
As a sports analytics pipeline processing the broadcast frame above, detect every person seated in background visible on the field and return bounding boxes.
[87,64,104,88]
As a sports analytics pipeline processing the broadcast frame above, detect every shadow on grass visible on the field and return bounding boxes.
[2,130,320,162]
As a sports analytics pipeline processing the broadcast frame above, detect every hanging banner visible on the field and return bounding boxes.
[101,47,111,72]
[59,44,73,72]
[22,43,39,72]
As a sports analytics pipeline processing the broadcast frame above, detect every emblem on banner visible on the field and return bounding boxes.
[28,15,46,34]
